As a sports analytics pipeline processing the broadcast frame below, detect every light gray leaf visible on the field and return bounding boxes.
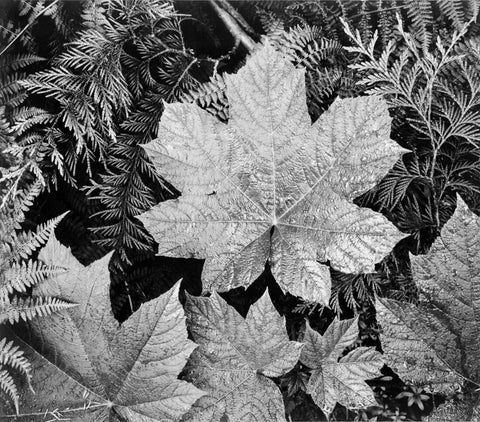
[377,196,480,417]
[300,318,383,414]
[138,43,406,304]
[182,290,302,422]
[0,237,204,421]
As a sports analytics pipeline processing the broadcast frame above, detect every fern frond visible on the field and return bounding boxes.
[81,0,109,31]
[344,16,477,229]
[183,74,229,122]
[90,3,203,268]
[1,260,62,299]
[0,296,76,325]
[438,0,479,30]
[12,212,68,260]
[0,54,43,76]
[0,178,44,229]
[406,0,434,53]
[359,153,430,210]
[0,369,19,414]
[330,269,382,314]
[0,338,31,382]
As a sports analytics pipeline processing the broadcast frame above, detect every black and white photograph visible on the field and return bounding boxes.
[0,0,479,421]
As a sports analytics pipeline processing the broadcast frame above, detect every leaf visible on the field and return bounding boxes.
[376,197,480,402]
[181,290,303,421]
[138,43,406,304]
[0,237,204,421]
[299,317,383,414]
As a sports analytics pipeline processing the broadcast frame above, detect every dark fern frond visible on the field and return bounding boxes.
[358,152,430,211]
[263,24,348,116]
[90,2,204,268]
[89,96,174,267]
[330,269,383,315]
[183,74,229,122]
[275,25,344,69]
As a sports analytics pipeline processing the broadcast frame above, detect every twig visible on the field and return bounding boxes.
[208,0,256,53]
[216,0,257,37]
[0,0,60,58]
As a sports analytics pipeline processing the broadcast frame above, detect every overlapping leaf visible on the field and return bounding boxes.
[300,317,383,414]
[0,237,204,421]
[377,197,480,418]
[182,290,303,421]
[138,43,406,305]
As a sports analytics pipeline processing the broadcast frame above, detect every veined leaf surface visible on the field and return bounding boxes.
[138,43,406,304]
[377,197,480,418]
[300,317,383,414]
[182,290,302,421]
[0,237,204,421]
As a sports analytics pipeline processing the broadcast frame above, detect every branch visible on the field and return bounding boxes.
[208,0,256,53]
[216,0,257,37]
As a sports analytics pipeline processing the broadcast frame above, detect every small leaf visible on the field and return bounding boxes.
[300,318,383,414]
[182,290,302,422]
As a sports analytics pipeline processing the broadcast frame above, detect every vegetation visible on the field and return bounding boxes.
[1,0,479,420]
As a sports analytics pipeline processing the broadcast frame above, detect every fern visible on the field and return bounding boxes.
[0,296,75,325]
[183,74,229,122]
[18,26,132,176]
[0,5,47,208]
[344,16,480,228]
[4,0,173,198]
[358,152,430,211]
[0,369,19,414]
[439,0,479,29]
[329,270,383,314]
[0,339,31,382]
[11,212,67,260]
[91,7,203,269]
[1,260,62,299]
[0,199,72,412]
[406,0,434,52]
[266,24,347,117]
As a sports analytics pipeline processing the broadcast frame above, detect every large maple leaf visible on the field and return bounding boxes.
[138,43,406,304]
[376,197,480,419]
[300,317,383,415]
[0,237,204,421]
[181,290,303,421]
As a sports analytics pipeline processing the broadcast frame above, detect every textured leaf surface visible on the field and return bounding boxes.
[182,290,303,421]
[138,43,406,304]
[0,237,204,421]
[300,317,383,414]
[377,197,480,400]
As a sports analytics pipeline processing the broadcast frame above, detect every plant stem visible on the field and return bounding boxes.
[208,0,256,52]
